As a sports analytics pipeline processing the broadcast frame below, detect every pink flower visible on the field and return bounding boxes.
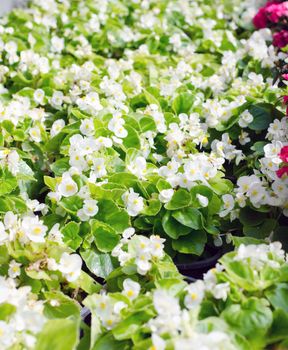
[279,146,288,163]
[253,1,288,29]
[273,30,288,48]
[266,2,288,23]
[276,166,288,178]
[253,7,268,28]
[283,74,288,80]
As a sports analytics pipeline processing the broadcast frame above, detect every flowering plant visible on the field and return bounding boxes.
[84,242,288,350]
[0,0,286,347]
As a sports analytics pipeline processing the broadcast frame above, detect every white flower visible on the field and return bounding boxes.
[76,92,102,115]
[91,158,107,178]
[0,222,8,244]
[151,334,166,350]
[51,91,64,109]
[238,110,253,128]
[247,183,266,206]
[184,280,205,308]
[48,224,63,244]
[21,216,48,243]
[77,208,90,222]
[135,253,151,275]
[159,160,179,178]
[51,119,65,137]
[219,194,235,217]
[58,173,78,197]
[82,199,99,217]
[239,130,251,145]
[8,260,21,278]
[122,188,144,217]
[122,227,135,241]
[264,141,283,164]
[7,150,19,175]
[0,321,15,349]
[80,118,95,136]
[29,126,42,142]
[127,157,147,179]
[211,283,230,300]
[122,279,141,300]
[149,235,165,259]
[58,253,82,282]
[159,189,174,203]
[51,36,64,53]
[34,89,45,105]
[153,290,181,316]
[237,175,260,193]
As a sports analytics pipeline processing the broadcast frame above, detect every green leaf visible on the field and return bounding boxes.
[50,158,70,176]
[93,333,129,350]
[35,318,80,350]
[265,284,288,313]
[0,168,17,196]
[232,236,264,247]
[268,309,288,343]
[190,185,213,204]
[172,230,207,255]
[251,141,267,156]
[0,197,12,213]
[122,126,141,150]
[165,189,191,210]
[142,198,161,216]
[17,160,35,181]
[172,208,203,230]
[0,303,16,321]
[61,221,82,250]
[239,207,266,227]
[156,179,171,192]
[44,291,81,319]
[172,92,194,115]
[95,199,130,232]
[44,176,58,192]
[143,89,160,107]
[112,311,153,340]
[248,103,278,131]
[70,108,89,119]
[209,176,233,195]
[139,116,156,132]
[91,220,120,253]
[75,271,101,294]
[222,298,273,348]
[162,211,191,239]
[60,196,83,214]
[45,132,66,153]
[243,219,277,239]
[81,249,114,279]
[108,173,138,189]
[2,120,14,133]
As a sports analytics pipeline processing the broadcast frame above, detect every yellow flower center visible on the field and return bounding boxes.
[33,227,42,235]
[66,184,75,192]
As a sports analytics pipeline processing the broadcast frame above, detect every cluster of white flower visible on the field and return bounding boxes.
[0,277,46,349]
[158,153,224,190]
[121,188,145,217]
[85,278,140,330]
[234,242,286,269]
[0,211,48,244]
[148,288,236,350]
[112,229,165,275]
[0,212,82,282]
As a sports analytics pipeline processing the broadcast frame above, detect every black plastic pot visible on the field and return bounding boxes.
[175,246,227,279]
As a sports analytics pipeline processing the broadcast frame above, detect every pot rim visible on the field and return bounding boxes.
[175,246,225,271]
